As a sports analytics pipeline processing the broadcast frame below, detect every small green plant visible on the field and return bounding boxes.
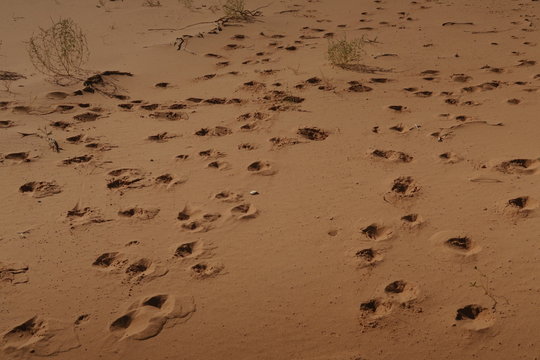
[28,18,89,82]
[327,37,365,66]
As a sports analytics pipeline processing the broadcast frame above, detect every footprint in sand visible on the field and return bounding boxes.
[358,298,394,327]
[0,120,15,128]
[66,205,108,228]
[153,173,187,189]
[118,207,160,220]
[384,176,420,202]
[190,263,224,279]
[73,112,101,122]
[1,152,31,164]
[438,152,463,164]
[370,149,413,163]
[501,196,538,219]
[106,168,148,191]
[177,205,223,233]
[19,181,62,198]
[92,252,167,284]
[247,161,276,175]
[383,280,420,304]
[108,294,195,341]
[61,154,93,166]
[297,127,329,141]
[149,111,189,121]
[230,203,259,220]
[213,190,244,203]
[400,213,424,230]
[269,137,302,149]
[494,158,540,175]
[429,231,481,256]
[360,223,394,241]
[355,248,384,268]
[46,91,70,100]
[454,304,495,330]
[147,132,177,142]
[359,281,420,328]
[0,262,29,285]
[1,316,80,357]
[174,242,199,258]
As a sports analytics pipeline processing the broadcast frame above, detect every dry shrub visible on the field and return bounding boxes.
[327,37,365,66]
[28,18,89,82]
[223,0,251,20]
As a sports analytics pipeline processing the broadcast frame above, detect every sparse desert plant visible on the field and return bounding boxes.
[223,0,251,20]
[179,0,194,9]
[143,0,162,7]
[327,37,365,66]
[28,18,89,82]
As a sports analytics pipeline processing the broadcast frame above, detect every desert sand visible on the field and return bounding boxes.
[1,0,540,359]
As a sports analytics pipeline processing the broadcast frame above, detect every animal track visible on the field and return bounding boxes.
[495,158,539,174]
[195,126,232,136]
[174,242,197,258]
[149,111,189,121]
[214,190,244,203]
[361,223,393,241]
[439,152,462,164]
[0,120,15,128]
[1,152,30,163]
[371,149,412,163]
[455,304,494,330]
[66,205,107,227]
[230,203,259,220]
[118,207,160,220]
[190,263,224,279]
[247,161,276,175]
[177,206,222,232]
[107,169,147,190]
[108,294,195,341]
[19,181,62,198]
[93,252,167,283]
[73,112,101,122]
[297,127,329,141]
[62,155,93,165]
[386,176,420,200]
[503,196,538,218]
[1,316,80,356]
[0,262,29,285]
[355,248,384,268]
[400,213,424,229]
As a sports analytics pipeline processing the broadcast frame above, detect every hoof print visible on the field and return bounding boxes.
[247,161,276,175]
[108,295,195,341]
[19,181,61,198]
[1,316,80,356]
[191,263,223,279]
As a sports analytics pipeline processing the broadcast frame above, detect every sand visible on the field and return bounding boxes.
[1,0,540,359]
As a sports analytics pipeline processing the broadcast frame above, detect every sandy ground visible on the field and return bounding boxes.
[1,0,540,359]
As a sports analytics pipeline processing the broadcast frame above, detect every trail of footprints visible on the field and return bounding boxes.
[2,0,539,352]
